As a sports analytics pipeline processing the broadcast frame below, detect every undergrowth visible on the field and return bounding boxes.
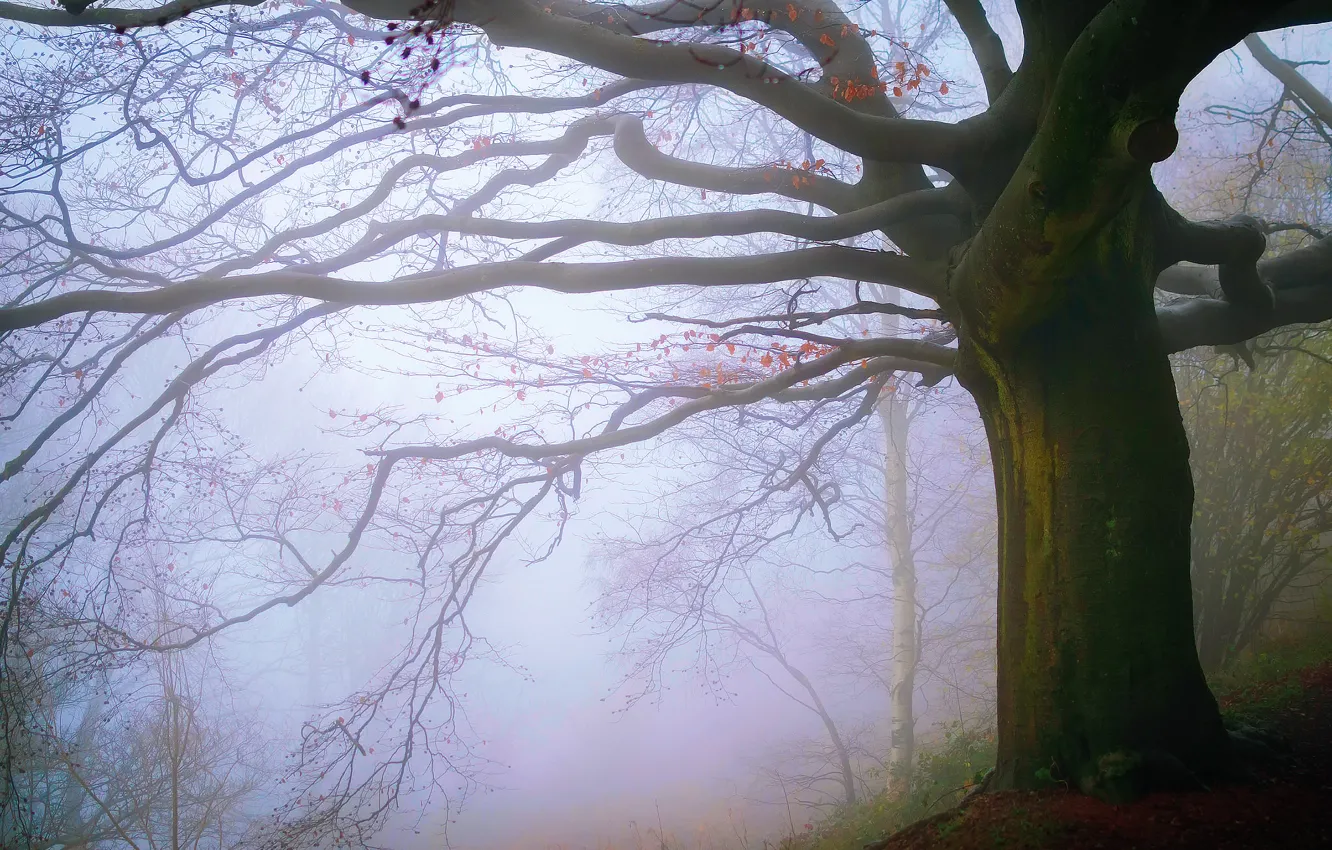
[777,722,995,850]
[1211,621,1332,723]
[775,622,1332,850]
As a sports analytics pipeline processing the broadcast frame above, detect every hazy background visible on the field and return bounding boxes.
[1,3,1329,850]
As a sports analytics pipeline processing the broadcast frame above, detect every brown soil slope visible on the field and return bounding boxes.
[876,661,1332,850]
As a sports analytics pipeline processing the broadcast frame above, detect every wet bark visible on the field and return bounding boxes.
[954,195,1230,801]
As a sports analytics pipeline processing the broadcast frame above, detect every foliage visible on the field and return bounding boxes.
[1,598,269,850]
[1210,619,1332,721]
[1178,329,1332,671]
[777,720,995,850]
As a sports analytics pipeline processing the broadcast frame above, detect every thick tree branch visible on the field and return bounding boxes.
[1164,213,1275,311]
[944,0,1012,102]
[413,0,971,169]
[1156,264,1221,297]
[550,0,894,117]
[1245,33,1332,128]
[1158,235,1332,351]
[353,185,965,266]
[610,115,859,211]
[0,0,257,27]
[1158,284,1332,352]
[638,299,946,329]
[0,246,943,331]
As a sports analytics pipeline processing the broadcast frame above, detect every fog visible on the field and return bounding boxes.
[2,2,1330,850]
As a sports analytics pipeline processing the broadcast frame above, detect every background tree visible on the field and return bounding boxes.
[597,545,865,808]
[1178,329,1332,672]
[1,601,267,850]
[591,396,993,811]
[590,289,993,809]
[1158,29,1332,672]
[1,3,1332,840]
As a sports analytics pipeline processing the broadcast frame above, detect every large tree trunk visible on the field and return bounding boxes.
[954,198,1230,802]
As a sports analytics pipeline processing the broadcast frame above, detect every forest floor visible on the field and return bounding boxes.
[871,631,1332,850]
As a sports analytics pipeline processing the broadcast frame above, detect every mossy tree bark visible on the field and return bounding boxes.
[955,187,1229,798]
[933,2,1327,797]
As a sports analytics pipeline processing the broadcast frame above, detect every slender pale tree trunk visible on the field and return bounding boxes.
[877,286,918,793]
[874,0,922,793]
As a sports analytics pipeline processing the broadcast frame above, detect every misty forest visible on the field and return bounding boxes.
[1,0,1331,848]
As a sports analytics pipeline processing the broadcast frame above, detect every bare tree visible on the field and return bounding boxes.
[1,605,267,850]
[600,547,863,807]
[1,3,1331,836]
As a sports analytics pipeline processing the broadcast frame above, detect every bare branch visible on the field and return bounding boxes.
[1245,33,1332,129]
[0,246,944,332]
[943,0,1012,102]
[429,0,972,169]
[0,0,259,28]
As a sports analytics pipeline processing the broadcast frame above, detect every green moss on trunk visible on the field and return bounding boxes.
[954,194,1229,801]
